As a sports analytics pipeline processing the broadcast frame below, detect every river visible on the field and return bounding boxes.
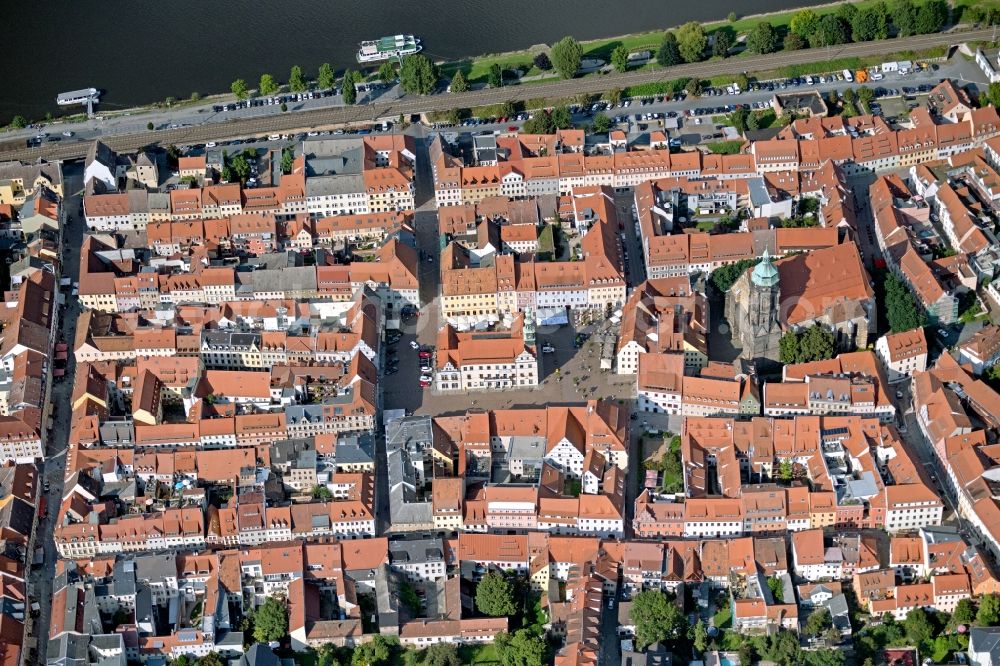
[3,0,832,124]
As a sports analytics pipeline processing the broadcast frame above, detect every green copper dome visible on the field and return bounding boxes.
[751,248,780,288]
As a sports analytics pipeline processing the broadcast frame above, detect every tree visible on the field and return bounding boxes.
[747,21,780,54]
[746,111,761,131]
[779,326,836,364]
[730,107,750,133]
[289,65,306,92]
[987,83,1000,109]
[318,62,335,89]
[805,608,833,636]
[978,593,1000,626]
[533,52,552,71]
[762,630,801,665]
[523,113,553,134]
[449,70,469,93]
[280,102,287,112]
[823,627,844,647]
[611,45,630,73]
[767,577,785,603]
[813,14,851,46]
[684,77,704,97]
[891,0,919,36]
[312,484,332,500]
[710,258,757,292]
[399,581,421,615]
[728,11,738,22]
[316,644,340,666]
[676,22,708,63]
[592,112,611,134]
[229,154,251,183]
[904,607,934,647]
[259,74,278,96]
[852,6,889,41]
[713,28,734,57]
[801,325,835,362]
[790,8,821,39]
[951,598,977,629]
[351,635,393,666]
[165,96,176,106]
[9,115,27,129]
[341,70,358,105]
[197,654,225,666]
[885,272,927,332]
[630,589,687,649]
[916,0,948,34]
[551,36,583,79]
[488,63,503,88]
[280,147,296,174]
[779,332,801,364]
[804,650,846,666]
[231,79,249,101]
[378,62,396,84]
[399,54,439,95]
[778,460,793,481]
[175,656,194,666]
[166,144,182,167]
[495,630,546,666]
[476,571,517,617]
[423,643,461,666]
[657,32,681,67]
[146,122,155,131]
[608,88,623,106]
[857,85,875,111]
[252,597,288,643]
[551,105,573,129]
[693,619,708,654]
[784,32,808,50]
[838,2,860,24]
[190,91,201,101]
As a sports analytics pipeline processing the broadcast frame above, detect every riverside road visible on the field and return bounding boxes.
[2,26,995,163]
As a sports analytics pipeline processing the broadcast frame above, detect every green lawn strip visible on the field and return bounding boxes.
[707,140,744,154]
[436,0,896,85]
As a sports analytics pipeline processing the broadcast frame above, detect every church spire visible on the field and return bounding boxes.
[751,247,780,287]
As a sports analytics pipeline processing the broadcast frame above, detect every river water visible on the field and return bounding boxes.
[3,0,830,123]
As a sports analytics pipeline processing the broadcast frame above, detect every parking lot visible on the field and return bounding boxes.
[430,53,983,141]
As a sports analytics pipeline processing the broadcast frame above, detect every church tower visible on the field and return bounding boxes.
[743,249,782,362]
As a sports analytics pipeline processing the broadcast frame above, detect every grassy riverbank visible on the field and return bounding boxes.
[438,0,994,87]
[438,2,888,85]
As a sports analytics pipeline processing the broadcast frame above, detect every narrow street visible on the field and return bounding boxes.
[25,163,86,666]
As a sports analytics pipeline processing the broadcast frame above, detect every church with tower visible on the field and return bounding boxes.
[725,242,876,368]
[725,249,783,365]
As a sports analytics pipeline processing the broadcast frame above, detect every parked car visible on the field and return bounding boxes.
[542,344,556,354]
[409,340,420,350]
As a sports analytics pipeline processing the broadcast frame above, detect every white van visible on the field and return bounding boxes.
[842,69,854,82]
